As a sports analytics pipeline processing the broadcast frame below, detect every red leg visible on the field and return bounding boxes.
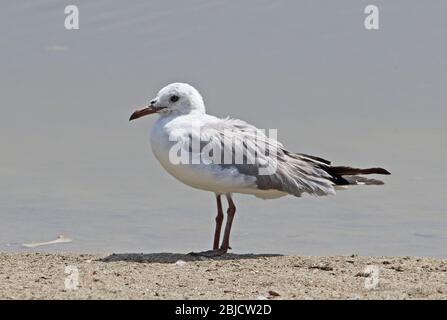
[213,194,224,250]
[220,194,236,252]
[189,194,236,258]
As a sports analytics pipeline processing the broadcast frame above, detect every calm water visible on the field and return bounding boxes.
[1,0,446,256]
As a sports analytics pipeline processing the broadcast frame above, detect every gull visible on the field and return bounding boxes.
[130,83,390,257]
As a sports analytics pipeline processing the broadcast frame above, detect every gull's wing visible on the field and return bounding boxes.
[168,116,390,198]
[194,117,337,197]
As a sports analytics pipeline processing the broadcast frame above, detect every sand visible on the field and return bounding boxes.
[0,253,446,299]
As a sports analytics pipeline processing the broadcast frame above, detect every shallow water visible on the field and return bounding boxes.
[1,0,446,257]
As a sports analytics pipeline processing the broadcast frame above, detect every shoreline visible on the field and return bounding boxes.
[0,253,446,299]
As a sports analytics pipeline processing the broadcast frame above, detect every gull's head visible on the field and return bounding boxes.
[129,83,205,121]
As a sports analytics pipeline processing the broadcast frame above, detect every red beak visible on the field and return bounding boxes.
[129,106,165,121]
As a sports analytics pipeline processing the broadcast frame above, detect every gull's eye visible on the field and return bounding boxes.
[170,95,179,103]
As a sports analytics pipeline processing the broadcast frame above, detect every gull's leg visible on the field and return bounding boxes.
[220,194,236,252]
[189,194,234,258]
[213,194,224,250]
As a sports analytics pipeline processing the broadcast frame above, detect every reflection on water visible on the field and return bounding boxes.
[1,0,446,257]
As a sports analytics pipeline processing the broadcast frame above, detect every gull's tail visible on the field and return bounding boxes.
[326,166,391,186]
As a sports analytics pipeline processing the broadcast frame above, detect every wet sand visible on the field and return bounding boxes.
[0,253,446,299]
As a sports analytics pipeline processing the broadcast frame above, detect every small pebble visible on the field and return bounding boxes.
[268,290,280,297]
[175,260,187,267]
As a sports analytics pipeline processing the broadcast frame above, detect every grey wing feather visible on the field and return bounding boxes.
[201,118,336,197]
[198,117,389,197]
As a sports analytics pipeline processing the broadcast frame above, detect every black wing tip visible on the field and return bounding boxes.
[329,166,391,176]
[373,168,391,175]
[296,152,332,165]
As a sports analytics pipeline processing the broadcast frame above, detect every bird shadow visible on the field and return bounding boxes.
[100,252,282,264]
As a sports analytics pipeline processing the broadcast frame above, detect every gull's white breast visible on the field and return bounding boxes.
[149,113,258,195]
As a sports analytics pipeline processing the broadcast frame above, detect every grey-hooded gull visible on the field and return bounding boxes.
[130,82,390,257]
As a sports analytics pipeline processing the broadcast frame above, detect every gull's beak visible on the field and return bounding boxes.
[129,106,165,121]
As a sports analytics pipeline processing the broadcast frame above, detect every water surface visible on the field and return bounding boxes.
[1,0,446,256]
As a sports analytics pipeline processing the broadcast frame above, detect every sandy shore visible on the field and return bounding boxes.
[0,252,446,299]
